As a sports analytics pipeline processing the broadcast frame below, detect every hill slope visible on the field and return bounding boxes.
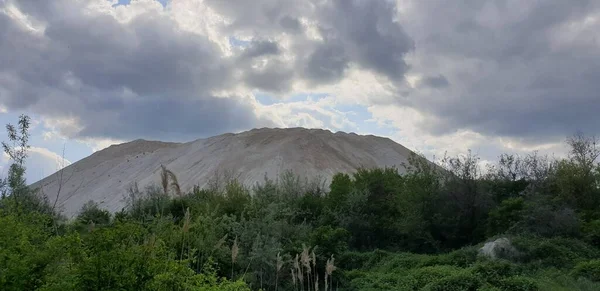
[31,127,417,218]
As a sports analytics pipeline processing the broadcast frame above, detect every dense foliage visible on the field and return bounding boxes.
[1,115,600,290]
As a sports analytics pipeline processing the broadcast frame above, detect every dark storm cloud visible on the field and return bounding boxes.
[243,61,295,93]
[419,75,450,89]
[315,0,414,81]
[279,16,303,33]
[207,0,414,84]
[400,0,600,142]
[301,41,349,85]
[0,0,270,141]
[239,40,281,60]
[79,97,266,141]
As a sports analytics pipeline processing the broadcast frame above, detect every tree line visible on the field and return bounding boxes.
[1,114,599,290]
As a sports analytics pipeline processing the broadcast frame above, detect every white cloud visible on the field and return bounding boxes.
[367,104,570,163]
[0,146,71,183]
[254,94,356,131]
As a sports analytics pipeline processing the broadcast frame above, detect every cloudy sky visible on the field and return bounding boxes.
[1,0,599,182]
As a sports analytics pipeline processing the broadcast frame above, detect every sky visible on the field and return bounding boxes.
[1,0,599,183]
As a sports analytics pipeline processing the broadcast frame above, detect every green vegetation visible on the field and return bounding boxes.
[1,115,600,290]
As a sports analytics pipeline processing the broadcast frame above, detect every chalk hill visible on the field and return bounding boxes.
[31,127,418,218]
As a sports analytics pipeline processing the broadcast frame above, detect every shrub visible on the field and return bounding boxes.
[497,276,539,291]
[471,259,519,285]
[582,220,600,246]
[408,265,464,289]
[478,284,502,291]
[338,250,392,271]
[309,226,351,257]
[422,272,481,291]
[512,236,599,269]
[419,247,478,268]
[571,260,600,282]
[487,197,525,236]
[346,272,416,291]
[376,252,428,271]
[77,200,111,225]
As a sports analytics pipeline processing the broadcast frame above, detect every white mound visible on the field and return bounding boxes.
[31,127,417,218]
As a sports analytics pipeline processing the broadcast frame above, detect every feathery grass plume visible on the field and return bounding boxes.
[160,165,169,195]
[231,236,239,279]
[301,244,311,270]
[167,170,182,197]
[311,246,317,268]
[291,268,297,290]
[160,164,182,196]
[326,255,336,275]
[325,255,336,291]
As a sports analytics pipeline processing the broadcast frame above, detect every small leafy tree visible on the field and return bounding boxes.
[77,200,111,226]
[1,114,31,210]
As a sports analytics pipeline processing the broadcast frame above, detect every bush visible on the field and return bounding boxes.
[309,225,351,257]
[583,220,600,246]
[534,268,600,291]
[422,272,481,291]
[338,249,392,270]
[472,259,519,285]
[571,260,600,282]
[497,276,539,291]
[346,271,416,291]
[512,236,599,269]
[376,252,429,271]
[478,284,502,291]
[487,197,525,236]
[408,265,464,289]
[77,200,111,225]
[419,247,478,268]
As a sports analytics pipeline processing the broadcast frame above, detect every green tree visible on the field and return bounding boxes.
[77,200,111,226]
[1,114,32,212]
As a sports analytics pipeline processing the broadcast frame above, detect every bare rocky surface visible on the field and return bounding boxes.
[31,127,417,218]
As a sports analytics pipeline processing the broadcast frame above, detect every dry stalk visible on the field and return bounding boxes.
[294,254,304,291]
[182,208,191,233]
[180,207,191,259]
[301,244,311,291]
[231,236,239,279]
[311,246,318,290]
[276,252,283,291]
